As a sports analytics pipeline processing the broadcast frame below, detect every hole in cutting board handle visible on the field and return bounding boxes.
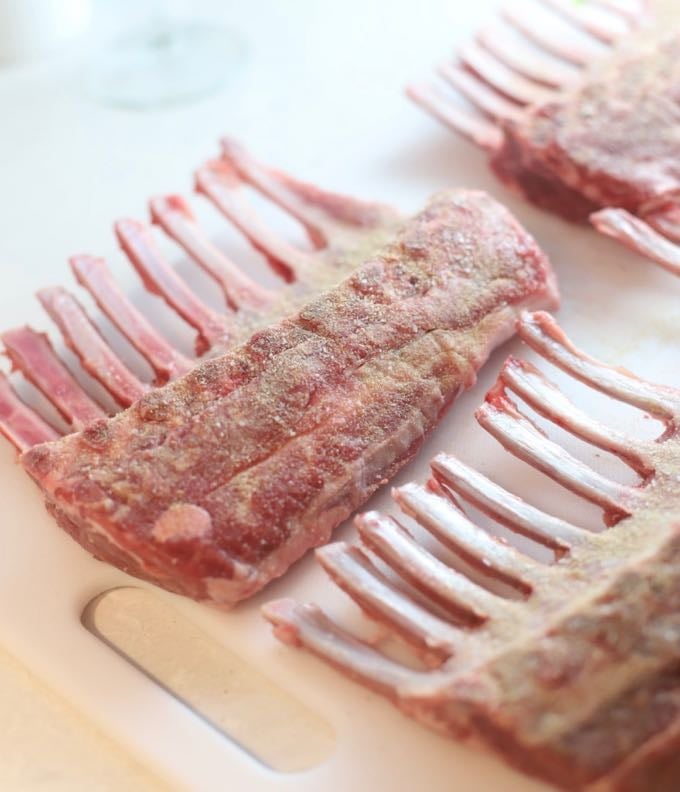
[81,587,335,773]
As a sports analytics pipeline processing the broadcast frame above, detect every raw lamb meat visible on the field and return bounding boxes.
[265,311,680,791]
[409,0,680,277]
[491,33,680,221]
[0,145,558,605]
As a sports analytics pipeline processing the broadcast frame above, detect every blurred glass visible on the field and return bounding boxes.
[87,0,247,109]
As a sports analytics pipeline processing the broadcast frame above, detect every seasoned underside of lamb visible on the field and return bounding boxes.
[21,191,557,606]
[491,33,680,222]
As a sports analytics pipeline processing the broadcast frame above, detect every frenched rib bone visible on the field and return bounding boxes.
[19,191,557,606]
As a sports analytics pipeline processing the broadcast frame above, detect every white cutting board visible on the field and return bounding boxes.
[0,1,678,790]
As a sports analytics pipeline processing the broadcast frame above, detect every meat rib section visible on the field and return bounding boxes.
[409,7,680,276]
[491,34,680,222]
[20,191,557,606]
[263,312,680,791]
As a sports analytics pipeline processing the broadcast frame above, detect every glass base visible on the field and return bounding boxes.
[88,22,247,109]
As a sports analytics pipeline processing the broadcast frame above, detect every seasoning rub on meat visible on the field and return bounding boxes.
[409,3,680,277]
[4,162,557,606]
